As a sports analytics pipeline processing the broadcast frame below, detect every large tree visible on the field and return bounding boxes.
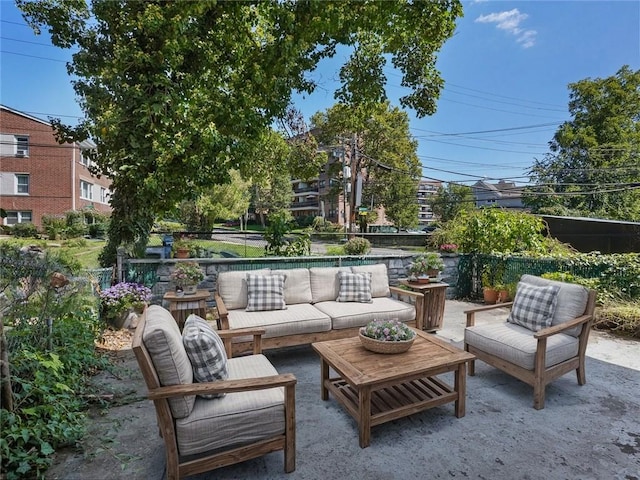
[431,183,475,223]
[524,66,640,221]
[311,102,422,230]
[18,0,462,264]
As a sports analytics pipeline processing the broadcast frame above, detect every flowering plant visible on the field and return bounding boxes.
[439,243,458,254]
[99,282,152,317]
[170,261,204,285]
[360,319,415,342]
[408,252,444,276]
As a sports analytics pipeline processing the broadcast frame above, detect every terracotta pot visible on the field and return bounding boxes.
[175,247,190,259]
[497,290,510,303]
[483,287,499,305]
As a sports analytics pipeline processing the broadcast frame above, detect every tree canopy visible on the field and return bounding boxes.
[311,102,421,229]
[524,66,640,221]
[18,0,463,264]
[431,183,475,223]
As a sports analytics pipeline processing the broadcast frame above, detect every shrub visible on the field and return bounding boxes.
[343,237,371,255]
[0,246,107,478]
[11,222,39,238]
[41,215,66,240]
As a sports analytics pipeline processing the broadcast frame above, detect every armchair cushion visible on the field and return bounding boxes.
[465,322,579,370]
[175,354,286,456]
[142,305,195,419]
[246,273,287,312]
[507,282,560,332]
[182,314,228,399]
[336,271,373,303]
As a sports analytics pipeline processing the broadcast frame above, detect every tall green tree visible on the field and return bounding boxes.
[311,102,421,229]
[524,66,640,221]
[179,169,251,230]
[18,0,462,264]
[431,183,475,222]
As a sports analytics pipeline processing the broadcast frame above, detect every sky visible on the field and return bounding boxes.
[1,1,639,186]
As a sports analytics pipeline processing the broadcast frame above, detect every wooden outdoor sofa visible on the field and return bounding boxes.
[214,263,423,356]
[464,274,597,409]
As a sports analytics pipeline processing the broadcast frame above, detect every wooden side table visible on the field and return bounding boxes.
[163,289,210,330]
[400,280,449,332]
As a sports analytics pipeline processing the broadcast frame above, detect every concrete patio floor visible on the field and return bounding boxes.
[45,300,640,480]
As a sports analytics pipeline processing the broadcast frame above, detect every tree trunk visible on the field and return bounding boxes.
[0,316,14,412]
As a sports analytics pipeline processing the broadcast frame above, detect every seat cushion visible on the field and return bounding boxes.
[507,282,560,332]
[246,273,287,312]
[465,322,579,370]
[351,264,390,298]
[520,274,590,336]
[216,268,271,310]
[142,305,195,419]
[336,271,373,303]
[272,268,313,305]
[228,303,332,341]
[309,267,351,303]
[175,354,285,456]
[182,314,228,399]
[315,297,415,330]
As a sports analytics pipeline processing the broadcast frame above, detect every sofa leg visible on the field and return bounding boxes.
[533,384,545,410]
[468,359,475,376]
[576,362,587,386]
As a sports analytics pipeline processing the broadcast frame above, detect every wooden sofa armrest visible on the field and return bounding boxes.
[217,328,266,357]
[147,373,297,400]
[464,302,514,327]
[389,286,423,301]
[214,293,229,329]
[534,314,592,339]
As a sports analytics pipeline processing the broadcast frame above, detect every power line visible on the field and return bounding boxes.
[1,50,68,63]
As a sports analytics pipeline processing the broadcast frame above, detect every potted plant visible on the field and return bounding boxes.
[481,262,506,304]
[170,261,204,295]
[172,239,191,259]
[359,319,416,354]
[99,282,152,329]
[408,252,445,283]
[438,243,459,256]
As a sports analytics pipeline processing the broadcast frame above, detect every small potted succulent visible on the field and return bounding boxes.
[170,261,204,295]
[359,319,416,354]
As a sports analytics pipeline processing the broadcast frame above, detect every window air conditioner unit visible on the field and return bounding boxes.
[16,150,26,157]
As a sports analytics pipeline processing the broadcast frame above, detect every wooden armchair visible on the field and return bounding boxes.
[132,305,296,480]
[464,274,597,410]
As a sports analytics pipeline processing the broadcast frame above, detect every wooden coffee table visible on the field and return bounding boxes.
[312,330,474,448]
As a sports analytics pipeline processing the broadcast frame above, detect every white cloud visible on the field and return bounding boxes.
[475,8,537,48]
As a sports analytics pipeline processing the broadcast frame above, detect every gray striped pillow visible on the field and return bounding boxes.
[246,273,287,311]
[336,271,373,303]
[507,282,560,332]
[182,314,228,399]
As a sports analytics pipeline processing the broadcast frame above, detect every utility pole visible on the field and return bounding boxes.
[349,132,358,236]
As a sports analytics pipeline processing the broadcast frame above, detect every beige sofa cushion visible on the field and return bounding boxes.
[175,354,285,456]
[351,264,390,298]
[228,303,332,341]
[315,297,415,330]
[465,322,579,370]
[217,268,271,310]
[309,267,350,303]
[520,274,590,336]
[272,268,313,305]
[143,305,195,419]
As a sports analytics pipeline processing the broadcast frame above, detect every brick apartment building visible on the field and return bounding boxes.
[0,105,112,227]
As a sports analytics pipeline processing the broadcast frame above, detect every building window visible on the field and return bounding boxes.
[4,211,32,225]
[80,150,90,167]
[15,136,29,157]
[15,174,29,194]
[80,180,93,200]
[100,187,108,203]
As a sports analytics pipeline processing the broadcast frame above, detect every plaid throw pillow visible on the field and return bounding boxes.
[246,273,287,312]
[336,271,373,303]
[182,314,228,399]
[507,282,560,332]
